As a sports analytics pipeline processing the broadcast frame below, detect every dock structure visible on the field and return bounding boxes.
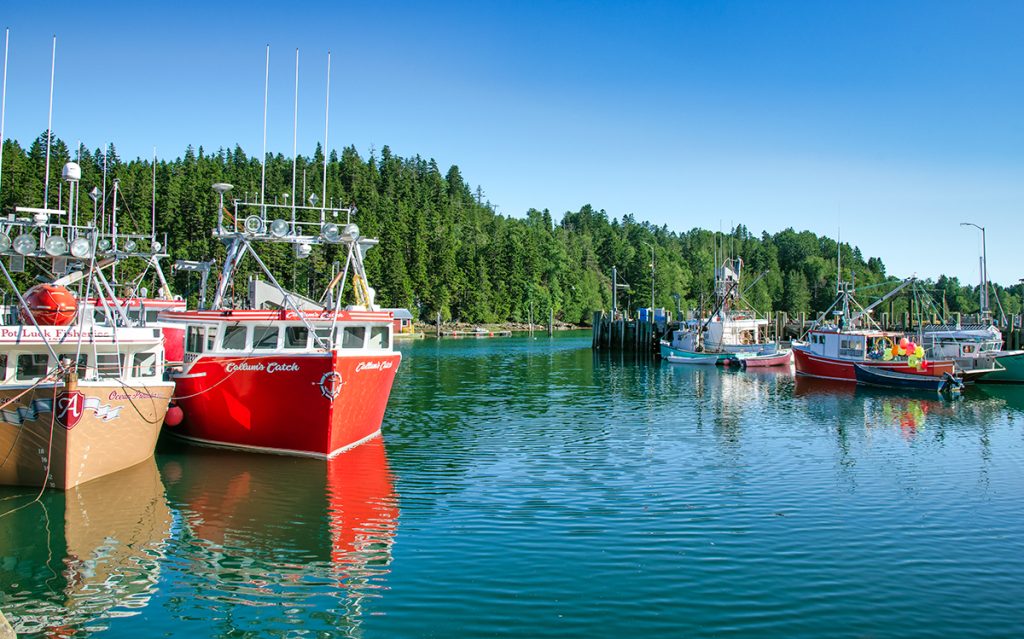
[591,310,657,355]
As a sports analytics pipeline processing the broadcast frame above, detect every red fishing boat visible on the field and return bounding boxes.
[792,279,955,382]
[161,183,401,458]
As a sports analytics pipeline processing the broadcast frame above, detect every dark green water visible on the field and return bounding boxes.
[1,331,1023,637]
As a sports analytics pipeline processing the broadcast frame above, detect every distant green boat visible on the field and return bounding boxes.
[982,351,1024,383]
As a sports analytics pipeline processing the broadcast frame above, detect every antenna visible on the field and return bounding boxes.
[101,146,107,232]
[0,28,8,202]
[291,48,299,231]
[321,50,331,222]
[260,44,269,215]
[151,146,157,241]
[836,222,842,293]
[43,35,55,207]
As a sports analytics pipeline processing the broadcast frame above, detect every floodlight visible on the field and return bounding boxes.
[70,237,92,258]
[44,236,68,256]
[342,223,360,242]
[13,234,37,256]
[244,216,264,234]
[321,223,340,242]
[270,219,289,238]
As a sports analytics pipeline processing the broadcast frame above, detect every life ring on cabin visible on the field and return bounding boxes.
[19,284,78,326]
[318,371,343,400]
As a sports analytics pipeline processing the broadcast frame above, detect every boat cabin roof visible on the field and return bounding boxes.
[160,308,394,325]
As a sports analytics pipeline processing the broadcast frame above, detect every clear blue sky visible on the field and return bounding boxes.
[3,1,1022,286]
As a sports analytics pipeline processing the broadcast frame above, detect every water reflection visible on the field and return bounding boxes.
[159,437,398,636]
[0,458,171,637]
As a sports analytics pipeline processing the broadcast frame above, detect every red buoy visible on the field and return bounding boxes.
[19,284,78,326]
[164,404,184,428]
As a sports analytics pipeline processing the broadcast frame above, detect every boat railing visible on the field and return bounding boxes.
[216,200,362,248]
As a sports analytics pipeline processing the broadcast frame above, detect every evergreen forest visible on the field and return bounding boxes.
[2,133,1020,325]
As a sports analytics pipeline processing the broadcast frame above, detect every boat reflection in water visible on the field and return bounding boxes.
[793,375,961,440]
[0,457,172,638]
[158,436,398,635]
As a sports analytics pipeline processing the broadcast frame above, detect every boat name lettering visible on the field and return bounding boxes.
[355,361,395,373]
[225,361,301,374]
[108,390,163,401]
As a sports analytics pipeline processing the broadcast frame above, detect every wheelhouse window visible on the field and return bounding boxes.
[58,353,89,377]
[369,326,390,350]
[206,325,219,351]
[253,326,280,350]
[342,326,366,349]
[284,326,309,349]
[96,353,125,379]
[839,337,865,358]
[16,354,49,381]
[0,353,7,381]
[133,352,158,378]
[222,325,247,350]
[313,327,335,349]
[186,326,204,353]
[146,310,160,323]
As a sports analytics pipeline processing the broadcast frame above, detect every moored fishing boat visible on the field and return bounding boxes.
[160,184,401,458]
[0,167,173,489]
[661,257,783,365]
[792,279,956,382]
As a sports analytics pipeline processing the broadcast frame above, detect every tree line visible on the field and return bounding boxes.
[1,132,1019,324]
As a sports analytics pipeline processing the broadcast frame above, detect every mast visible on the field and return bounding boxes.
[0,28,8,202]
[291,48,299,232]
[151,146,157,242]
[260,44,269,215]
[321,50,331,222]
[43,35,55,207]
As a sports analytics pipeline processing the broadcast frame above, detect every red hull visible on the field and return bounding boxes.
[169,351,401,457]
[793,345,954,381]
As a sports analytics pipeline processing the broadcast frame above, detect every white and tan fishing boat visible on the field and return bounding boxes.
[0,164,173,490]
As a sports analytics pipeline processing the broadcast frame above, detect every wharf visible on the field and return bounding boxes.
[591,310,657,356]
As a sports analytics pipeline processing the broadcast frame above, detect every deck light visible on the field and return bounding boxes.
[98,238,112,253]
[244,216,264,234]
[44,236,68,256]
[0,234,11,252]
[270,219,289,238]
[341,223,359,242]
[295,242,312,259]
[124,239,138,252]
[13,234,37,255]
[321,223,340,242]
[152,241,163,253]
[70,237,92,258]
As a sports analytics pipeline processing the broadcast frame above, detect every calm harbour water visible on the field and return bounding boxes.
[1,331,1023,638]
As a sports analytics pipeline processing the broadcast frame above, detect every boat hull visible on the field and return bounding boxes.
[738,349,793,368]
[659,344,736,364]
[854,364,961,393]
[169,351,401,458]
[793,344,955,381]
[978,350,1024,384]
[0,382,173,490]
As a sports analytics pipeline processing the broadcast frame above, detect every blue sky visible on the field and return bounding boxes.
[3,1,1022,286]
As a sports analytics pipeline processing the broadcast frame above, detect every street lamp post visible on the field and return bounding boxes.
[642,241,655,316]
[961,222,988,317]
